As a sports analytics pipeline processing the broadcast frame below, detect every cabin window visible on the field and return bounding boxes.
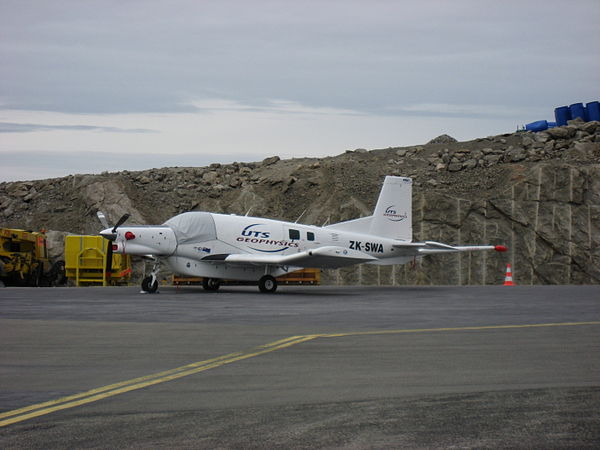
[289,229,300,240]
[307,231,315,241]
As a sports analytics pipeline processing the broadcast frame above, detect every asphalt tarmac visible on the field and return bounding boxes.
[1,285,599,449]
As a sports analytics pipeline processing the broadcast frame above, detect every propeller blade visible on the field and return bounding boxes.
[112,213,130,233]
[105,241,114,284]
[96,211,109,229]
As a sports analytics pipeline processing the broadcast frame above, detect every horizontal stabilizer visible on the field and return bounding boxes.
[393,241,506,256]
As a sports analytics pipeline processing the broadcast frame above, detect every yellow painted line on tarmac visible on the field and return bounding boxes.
[0,351,244,421]
[319,321,600,338]
[2,321,599,427]
[0,334,319,427]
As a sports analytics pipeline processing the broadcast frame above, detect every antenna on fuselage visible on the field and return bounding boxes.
[294,209,307,224]
[322,215,330,226]
[244,207,252,217]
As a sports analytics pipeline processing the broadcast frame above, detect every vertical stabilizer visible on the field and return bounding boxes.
[369,176,412,241]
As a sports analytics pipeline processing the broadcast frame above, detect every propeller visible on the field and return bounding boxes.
[96,211,130,284]
[112,213,130,233]
[97,212,130,241]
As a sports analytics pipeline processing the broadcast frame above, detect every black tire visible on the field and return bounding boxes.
[30,263,43,287]
[51,261,67,286]
[258,275,277,293]
[202,277,221,291]
[141,276,158,293]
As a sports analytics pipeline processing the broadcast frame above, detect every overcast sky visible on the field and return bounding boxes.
[1,0,598,182]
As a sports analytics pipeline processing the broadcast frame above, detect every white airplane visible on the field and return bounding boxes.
[98,176,507,293]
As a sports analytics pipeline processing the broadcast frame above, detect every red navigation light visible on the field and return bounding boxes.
[494,245,508,252]
[112,244,118,251]
[125,231,136,240]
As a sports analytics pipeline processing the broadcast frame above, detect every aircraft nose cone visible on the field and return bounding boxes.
[100,228,117,241]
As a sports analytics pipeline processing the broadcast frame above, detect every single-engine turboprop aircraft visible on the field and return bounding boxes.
[98,176,506,293]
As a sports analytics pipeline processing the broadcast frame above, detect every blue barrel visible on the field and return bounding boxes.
[547,121,557,128]
[586,101,600,122]
[525,120,548,132]
[569,103,587,121]
[554,106,571,126]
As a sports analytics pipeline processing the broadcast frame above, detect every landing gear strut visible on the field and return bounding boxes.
[141,258,160,293]
[258,275,277,293]
[202,277,221,291]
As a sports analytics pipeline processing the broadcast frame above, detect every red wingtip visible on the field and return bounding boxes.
[495,245,508,252]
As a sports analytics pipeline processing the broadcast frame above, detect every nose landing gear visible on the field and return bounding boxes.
[141,275,158,293]
[141,258,161,294]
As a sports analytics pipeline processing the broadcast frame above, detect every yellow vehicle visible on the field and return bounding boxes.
[0,228,65,287]
[64,235,132,286]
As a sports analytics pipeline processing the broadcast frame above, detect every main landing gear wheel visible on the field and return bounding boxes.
[258,275,277,293]
[141,276,159,293]
[202,277,221,291]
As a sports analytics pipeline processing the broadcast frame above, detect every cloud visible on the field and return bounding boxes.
[187,98,363,116]
[1,1,598,115]
[0,122,157,134]
[386,103,548,119]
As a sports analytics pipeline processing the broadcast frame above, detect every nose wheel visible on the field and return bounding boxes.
[141,275,159,293]
[141,258,160,293]
[258,275,277,293]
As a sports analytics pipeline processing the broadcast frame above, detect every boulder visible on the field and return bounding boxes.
[505,146,527,162]
[428,134,457,144]
[261,156,280,166]
[462,159,478,170]
[581,121,598,134]
[202,171,219,184]
[483,154,501,164]
[546,126,575,140]
[45,230,70,262]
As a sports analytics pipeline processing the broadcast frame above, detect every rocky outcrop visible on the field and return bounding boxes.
[1,121,599,285]
[428,134,458,144]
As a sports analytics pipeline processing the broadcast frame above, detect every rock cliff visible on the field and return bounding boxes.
[1,119,599,285]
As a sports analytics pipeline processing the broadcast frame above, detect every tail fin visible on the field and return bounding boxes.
[369,176,412,241]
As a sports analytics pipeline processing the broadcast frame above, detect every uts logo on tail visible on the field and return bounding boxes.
[383,205,408,222]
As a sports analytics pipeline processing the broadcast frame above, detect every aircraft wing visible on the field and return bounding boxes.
[208,246,378,269]
[393,241,507,256]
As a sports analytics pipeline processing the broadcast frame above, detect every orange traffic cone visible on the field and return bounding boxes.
[503,264,515,286]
